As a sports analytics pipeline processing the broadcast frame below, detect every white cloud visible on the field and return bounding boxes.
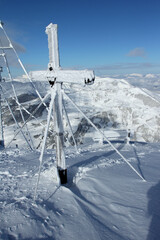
[0,35,26,69]
[12,40,26,53]
[89,62,160,76]
[92,62,156,71]
[127,48,147,58]
[0,35,26,53]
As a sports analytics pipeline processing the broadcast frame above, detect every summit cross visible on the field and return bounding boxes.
[45,23,95,184]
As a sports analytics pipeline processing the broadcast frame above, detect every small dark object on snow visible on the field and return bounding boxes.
[58,169,67,184]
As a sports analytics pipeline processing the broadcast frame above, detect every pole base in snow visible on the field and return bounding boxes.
[58,169,67,184]
[0,140,4,148]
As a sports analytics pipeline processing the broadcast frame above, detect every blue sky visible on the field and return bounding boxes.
[1,0,160,76]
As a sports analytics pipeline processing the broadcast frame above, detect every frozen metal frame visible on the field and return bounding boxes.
[34,22,145,201]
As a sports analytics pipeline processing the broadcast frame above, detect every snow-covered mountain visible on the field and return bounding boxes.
[1,73,160,240]
[2,73,160,149]
[85,76,160,142]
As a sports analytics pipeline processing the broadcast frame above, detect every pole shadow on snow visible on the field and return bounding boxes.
[69,184,124,240]
[44,143,125,205]
[147,180,160,240]
[63,142,127,240]
[132,144,146,180]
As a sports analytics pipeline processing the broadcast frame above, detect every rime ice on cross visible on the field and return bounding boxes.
[45,23,95,85]
[45,23,95,184]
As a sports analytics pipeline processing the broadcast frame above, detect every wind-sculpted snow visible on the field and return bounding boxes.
[0,142,160,239]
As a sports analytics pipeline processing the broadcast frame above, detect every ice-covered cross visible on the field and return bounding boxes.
[45,23,95,85]
[45,23,95,184]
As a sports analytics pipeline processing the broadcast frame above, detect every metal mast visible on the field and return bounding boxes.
[34,22,145,201]
[46,23,67,183]
[0,66,4,147]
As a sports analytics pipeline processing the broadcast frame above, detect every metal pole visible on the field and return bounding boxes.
[34,88,56,201]
[62,98,79,153]
[46,23,67,184]
[0,67,4,147]
[0,40,34,149]
[0,23,47,108]
[54,82,67,184]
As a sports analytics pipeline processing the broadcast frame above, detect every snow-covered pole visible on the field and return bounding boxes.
[1,51,34,149]
[34,88,56,201]
[45,23,60,70]
[45,22,95,184]
[53,82,67,183]
[0,66,4,147]
[46,23,67,184]
[62,99,79,153]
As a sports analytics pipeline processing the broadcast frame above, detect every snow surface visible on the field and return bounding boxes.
[0,142,160,240]
[0,73,160,239]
